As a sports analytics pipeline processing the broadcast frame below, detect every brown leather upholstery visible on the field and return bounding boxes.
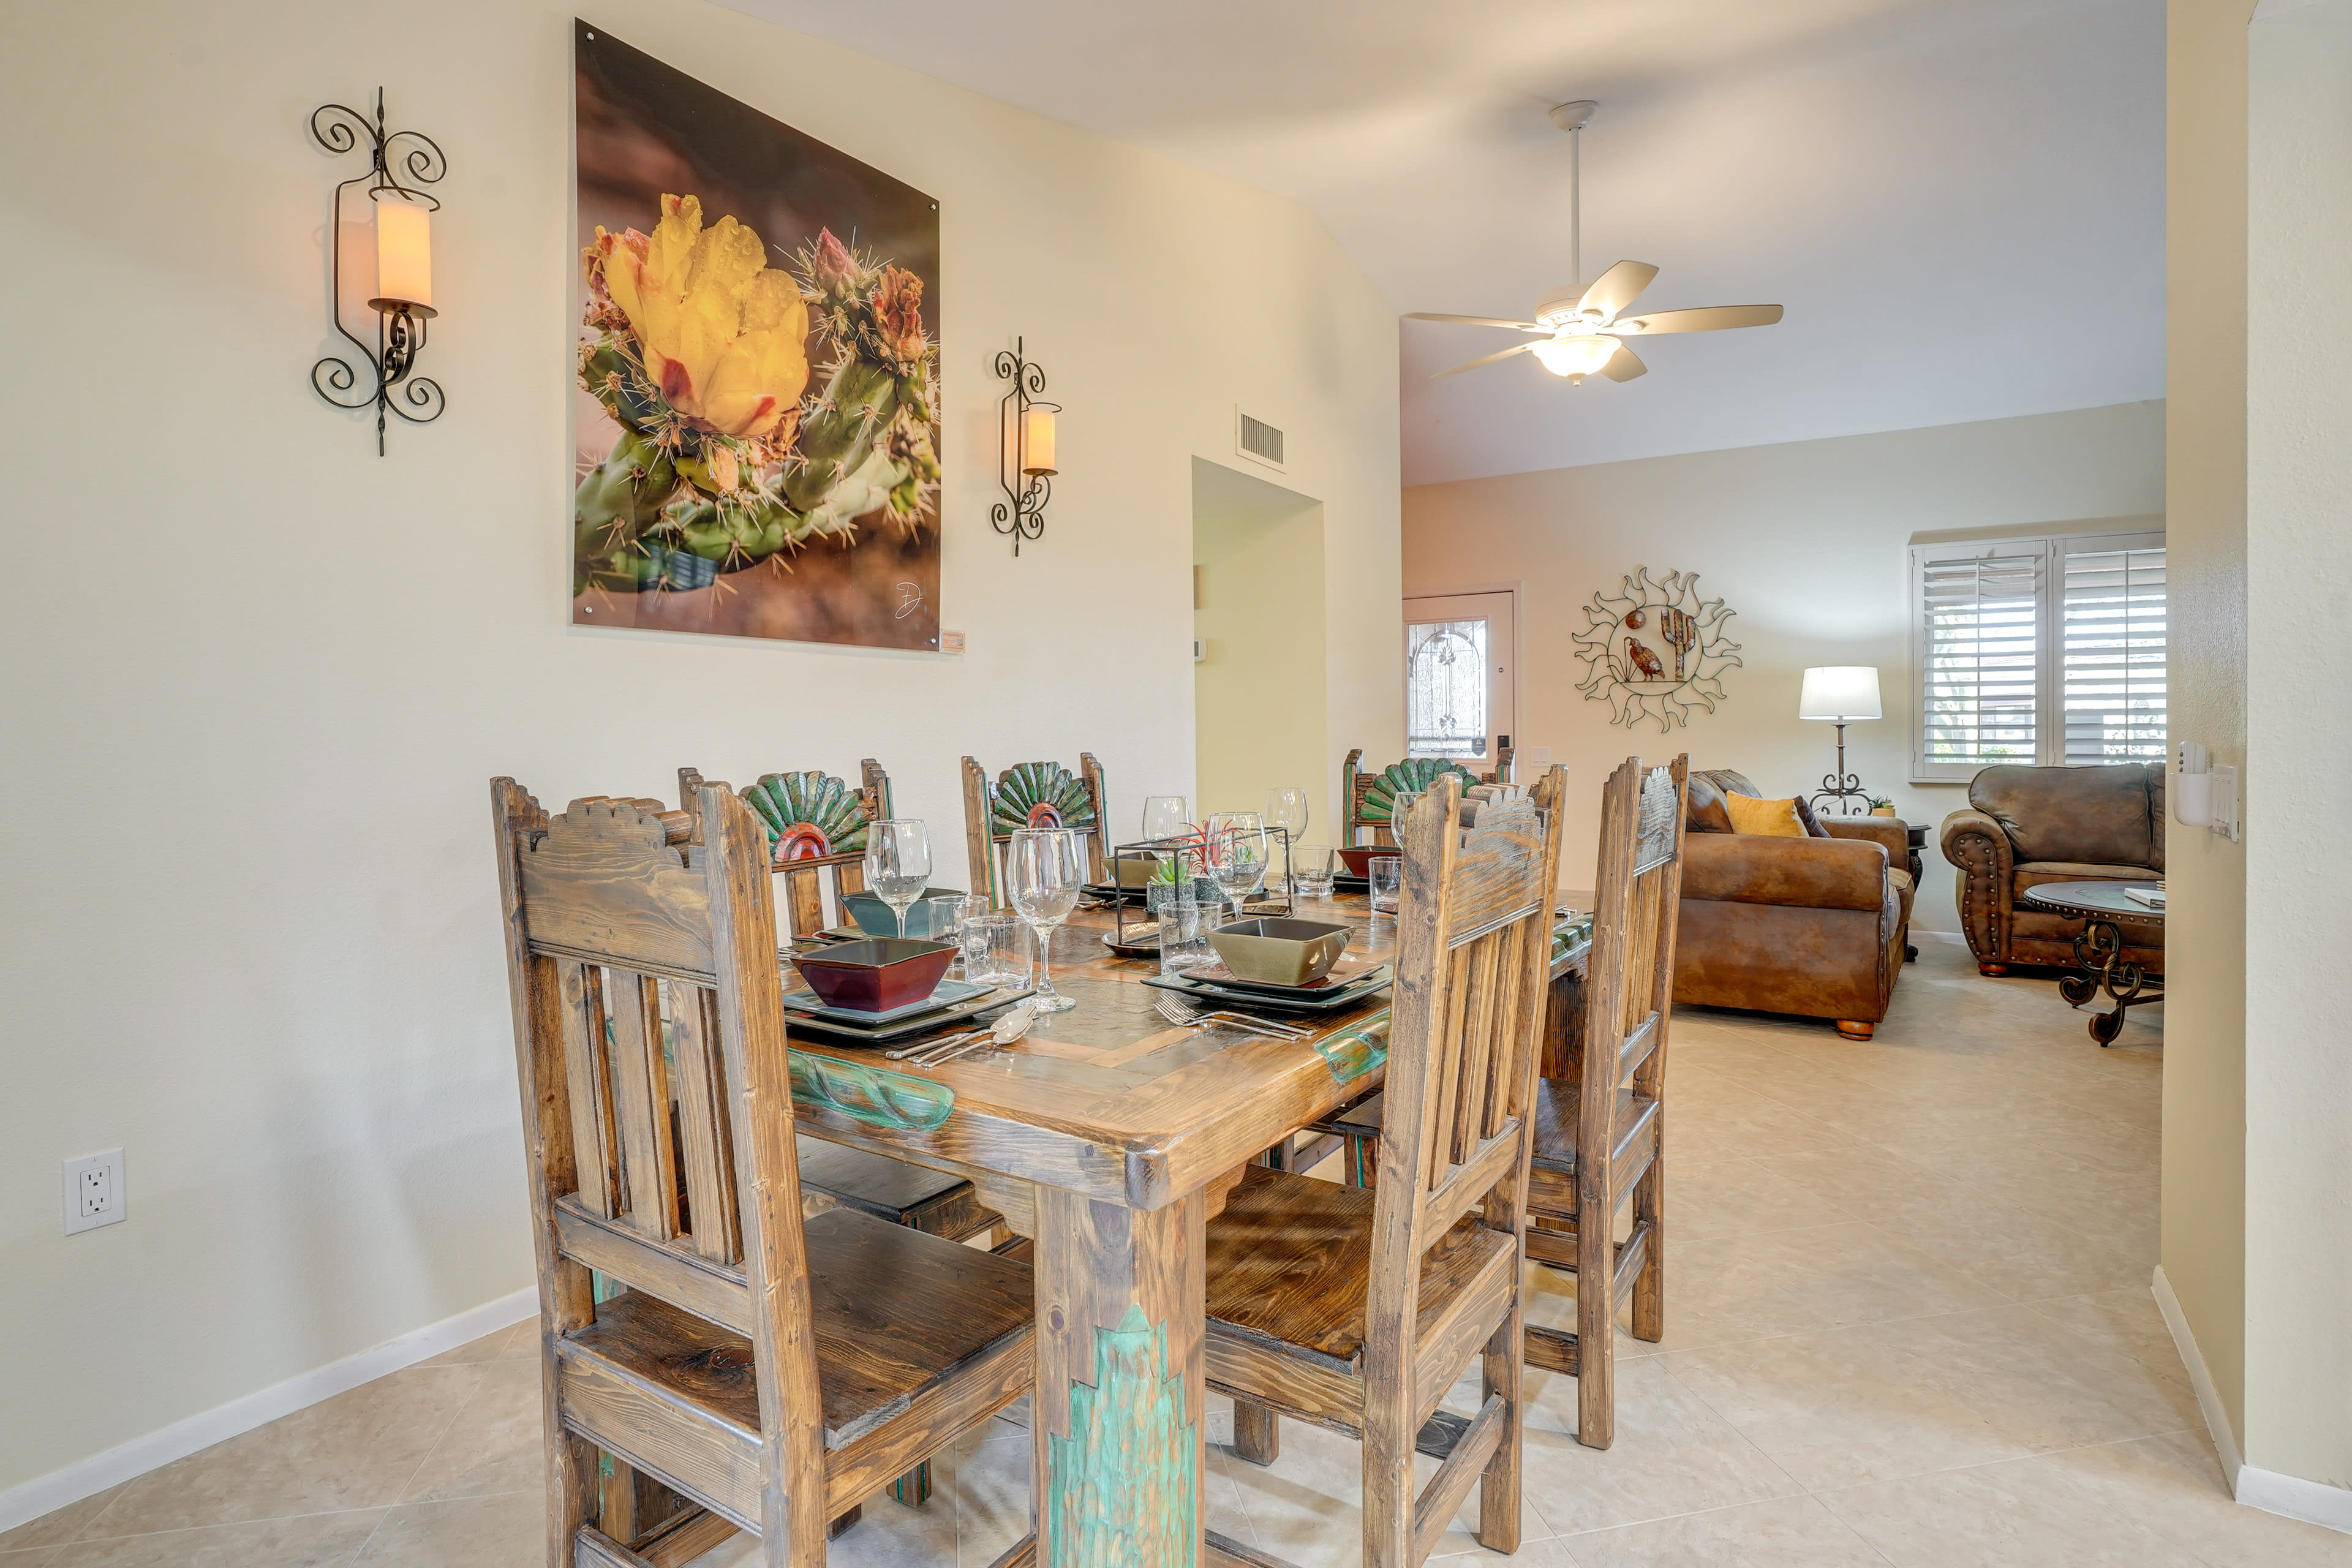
[1672,771,1910,1030]
[1939,764,2166,973]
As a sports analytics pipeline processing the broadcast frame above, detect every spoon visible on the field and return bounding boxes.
[897,998,1041,1068]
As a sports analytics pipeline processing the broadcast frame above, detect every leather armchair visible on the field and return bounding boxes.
[1672,770,1913,1039]
[1940,763,2165,976]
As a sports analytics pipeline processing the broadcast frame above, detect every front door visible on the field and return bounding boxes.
[1404,591,1517,768]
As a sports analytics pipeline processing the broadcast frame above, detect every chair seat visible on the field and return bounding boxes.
[1204,1165,1515,1371]
[564,1205,1032,1450]
[796,1136,995,1240]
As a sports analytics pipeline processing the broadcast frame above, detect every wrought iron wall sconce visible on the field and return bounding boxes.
[311,90,446,454]
[992,337,1058,554]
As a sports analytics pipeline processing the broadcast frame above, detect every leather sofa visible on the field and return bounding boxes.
[1939,763,2166,976]
[1672,770,1915,1039]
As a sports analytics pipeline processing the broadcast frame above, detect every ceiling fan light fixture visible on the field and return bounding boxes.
[1530,333,1619,379]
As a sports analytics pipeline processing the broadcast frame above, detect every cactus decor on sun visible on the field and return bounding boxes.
[741,771,872,864]
[573,203,940,597]
[1360,758,1479,826]
[989,761,1098,839]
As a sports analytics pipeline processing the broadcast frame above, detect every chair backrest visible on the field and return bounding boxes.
[1341,749,1483,846]
[1580,753,1689,1120]
[490,777,826,1544]
[960,753,1107,906]
[679,760,893,939]
[1368,766,1569,1337]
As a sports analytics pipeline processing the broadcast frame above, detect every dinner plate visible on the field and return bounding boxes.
[781,986,1036,1047]
[1100,928,1161,959]
[1142,970,1392,1014]
[780,978,989,1027]
[1188,959,1391,998]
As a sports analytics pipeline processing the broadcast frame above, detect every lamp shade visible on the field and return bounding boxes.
[370,195,434,314]
[1021,405,1057,475]
[1798,666,1882,722]
[1529,334,1619,379]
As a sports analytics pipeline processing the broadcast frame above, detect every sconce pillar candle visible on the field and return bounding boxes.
[992,337,1058,554]
[310,89,447,454]
[1799,665,1882,816]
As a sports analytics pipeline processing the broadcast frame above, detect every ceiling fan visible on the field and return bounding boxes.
[1408,101,1784,385]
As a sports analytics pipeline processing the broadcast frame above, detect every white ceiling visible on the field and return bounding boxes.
[723,0,2164,486]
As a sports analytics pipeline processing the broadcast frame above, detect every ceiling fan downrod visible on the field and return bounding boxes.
[1549,99,1599,292]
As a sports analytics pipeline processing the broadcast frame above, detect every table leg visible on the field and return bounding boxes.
[2062,918,2163,1046]
[1033,1185,1207,1568]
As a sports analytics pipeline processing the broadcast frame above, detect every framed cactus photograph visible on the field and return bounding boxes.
[572,23,941,649]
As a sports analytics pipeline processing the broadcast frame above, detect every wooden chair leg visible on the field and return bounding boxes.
[828,1503,862,1539]
[1344,1133,1378,1189]
[1359,1393,1415,1568]
[554,1432,601,1568]
[1231,1399,1280,1466]
[1476,1306,1523,1552]
[1575,1207,1616,1450]
[887,1461,933,1506]
[1629,1139,1665,1345]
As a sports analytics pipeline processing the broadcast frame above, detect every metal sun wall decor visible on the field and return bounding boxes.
[1571,567,1743,730]
[309,91,447,454]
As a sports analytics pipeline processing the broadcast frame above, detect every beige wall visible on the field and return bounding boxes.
[1402,405,2165,915]
[0,0,1400,1501]
[1193,461,1333,839]
[2162,0,2255,1460]
[2244,0,2352,1499]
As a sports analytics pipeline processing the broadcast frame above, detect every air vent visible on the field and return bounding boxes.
[1236,409,1286,471]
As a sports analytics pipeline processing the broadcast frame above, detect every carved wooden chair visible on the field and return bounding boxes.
[677,761,892,942]
[960,753,1107,908]
[1310,756,1686,1451]
[490,778,1035,1567]
[1341,750,1483,847]
[1202,767,1569,1566]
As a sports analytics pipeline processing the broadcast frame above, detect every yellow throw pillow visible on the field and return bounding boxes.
[1724,792,1809,837]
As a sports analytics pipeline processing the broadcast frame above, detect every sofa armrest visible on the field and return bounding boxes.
[1939,807,2014,963]
[1680,832,1890,912]
[1823,816,1907,863]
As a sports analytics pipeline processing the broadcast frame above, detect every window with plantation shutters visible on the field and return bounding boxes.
[2060,539,2167,764]
[1909,529,2165,782]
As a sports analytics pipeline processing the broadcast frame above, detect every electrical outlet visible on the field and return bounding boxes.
[62,1149,124,1235]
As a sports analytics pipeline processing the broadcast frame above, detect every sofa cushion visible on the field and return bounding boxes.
[1968,763,2158,867]
[1681,832,1890,911]
[1686,769,1761,834]
[2013,861,2162,892]
[1725,793,1809,837]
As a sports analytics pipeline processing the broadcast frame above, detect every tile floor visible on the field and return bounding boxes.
[7,943,2348,1566]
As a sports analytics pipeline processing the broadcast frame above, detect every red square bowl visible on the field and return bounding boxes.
[1338,845,1400,879]
[794,938,956,1014]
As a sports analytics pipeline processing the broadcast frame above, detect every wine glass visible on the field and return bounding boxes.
[949,894,995,982]
[1265,788,1308,896]
[1141,795,1191,842]
[862,820,932,937]
[1204,811,1268,928]
[1007,828,1089,1012]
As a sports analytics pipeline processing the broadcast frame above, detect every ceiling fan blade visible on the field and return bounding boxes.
[1577,261,1659,323]
[1433,341,1542,379]
[1404,312,1548,333]
[1611,304,1784,336]
[1599,342,1647,382]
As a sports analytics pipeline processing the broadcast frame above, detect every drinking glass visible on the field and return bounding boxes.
[1369,853,1404,913]
[1291,844,1337,900]
[1141,795,1191,843]
[949,894,995,981]
[962,911,1033,989]
[1384,790,1420,843]
[1007,828,1089,1012]
[1155,899,1213,976]
[1265,787,1309,895]
[1204,811,1268,926]
[862,820,932,937]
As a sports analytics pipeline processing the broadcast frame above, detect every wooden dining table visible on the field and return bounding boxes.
[780,893,1591,1568]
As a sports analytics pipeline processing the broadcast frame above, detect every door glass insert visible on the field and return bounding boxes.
[1407,618,1489,758]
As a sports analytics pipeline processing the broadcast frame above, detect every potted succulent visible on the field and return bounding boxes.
[1868,795,1898,818]
[1144,835,1219,912]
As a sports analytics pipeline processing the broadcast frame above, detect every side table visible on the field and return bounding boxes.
[2019,881,2165,1044]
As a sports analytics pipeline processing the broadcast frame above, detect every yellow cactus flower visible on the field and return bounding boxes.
[590,194,810,440]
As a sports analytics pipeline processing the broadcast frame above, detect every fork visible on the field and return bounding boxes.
[1154,993,1312,1039]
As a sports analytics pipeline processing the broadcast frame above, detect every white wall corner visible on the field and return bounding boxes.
[2237,1466,2352,1536]
[2152,1265,2244,1485]
[0,1288,537,1536]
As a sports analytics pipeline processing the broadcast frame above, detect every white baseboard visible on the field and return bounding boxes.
[2239,1465,2352,1535]
[2153,1264,2245,1486]
[0,1287,537,1535]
